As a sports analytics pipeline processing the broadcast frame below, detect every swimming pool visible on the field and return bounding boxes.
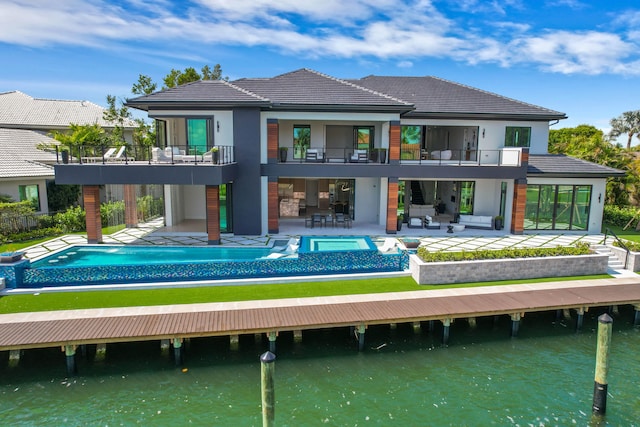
[30,245,274,268]
[5,237,406,289]
[299,236,377,253]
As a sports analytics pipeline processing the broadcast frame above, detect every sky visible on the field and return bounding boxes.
[1,0,640,139]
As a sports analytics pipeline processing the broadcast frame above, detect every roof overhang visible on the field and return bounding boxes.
[402,112,568,121]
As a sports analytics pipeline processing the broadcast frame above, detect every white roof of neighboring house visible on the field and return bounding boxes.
[0,128,56,179]
[0,90,137,130]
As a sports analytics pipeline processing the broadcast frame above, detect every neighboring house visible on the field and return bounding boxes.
[54,69,623,244]
[0,91,136,212]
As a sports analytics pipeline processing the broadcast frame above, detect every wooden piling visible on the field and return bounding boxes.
[293,330,303,343]
[230,334,240,351]
[95,343,107,362]
[633,304,640,326]
[412,321,421,334]
[510,313,522,337]
[575,307,586,332]
[267,331,277,354]
[63,345,77,376]
[357,325,366,351]
[441,318,451,345]
[260,351,276,427]
[8,349,20,368]
[468,317,477,329]
[592,313,613,416]
[173,338,183,366]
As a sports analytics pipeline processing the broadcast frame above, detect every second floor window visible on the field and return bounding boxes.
[354,126,374,150]
[187,118,212,154]
[505,126,531,147]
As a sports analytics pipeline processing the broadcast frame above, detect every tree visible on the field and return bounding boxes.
[549,125,637,206]
[609,110,640,149]
[162,64,226,89]
[131,74,157,96]
[103,95,131,146]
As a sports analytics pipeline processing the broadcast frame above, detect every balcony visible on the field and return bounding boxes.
[55,144,235,166]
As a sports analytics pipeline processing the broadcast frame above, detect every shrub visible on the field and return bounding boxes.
[603,205,639,228]
[100,200,125,227]
[54,206,86,232]
[612,239,640,252]
[416,243,591,263]
[5,227,63,243]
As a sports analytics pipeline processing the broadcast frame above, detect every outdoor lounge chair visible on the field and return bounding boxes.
[305,149,325,163]
[81,147,116,163]
[108,146,126,161]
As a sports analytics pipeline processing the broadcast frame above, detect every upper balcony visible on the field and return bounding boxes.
[275,145,523,167]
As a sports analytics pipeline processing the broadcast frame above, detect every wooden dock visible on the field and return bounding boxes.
[2,278,640,356]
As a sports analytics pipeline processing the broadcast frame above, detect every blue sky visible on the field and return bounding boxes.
[2,0,640,138]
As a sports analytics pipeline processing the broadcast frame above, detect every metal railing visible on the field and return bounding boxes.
[603,227,630,269]
[56,144,235,165]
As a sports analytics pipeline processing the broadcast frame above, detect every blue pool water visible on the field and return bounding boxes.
[30,245,274,268]
[298,236,376,253]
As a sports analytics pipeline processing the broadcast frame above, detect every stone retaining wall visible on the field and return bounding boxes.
[410,253,608,285]
[609,245,640,272]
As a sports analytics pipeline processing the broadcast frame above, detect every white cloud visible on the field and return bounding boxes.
[1,0,640,76]
[398,61,414,68]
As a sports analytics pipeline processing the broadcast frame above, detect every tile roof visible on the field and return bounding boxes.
[0,91,136,130]
[528,154,625,177]
[125,80,270,109]
[0,128,55,178]
[232,69,413,110]
[353,75,566,120]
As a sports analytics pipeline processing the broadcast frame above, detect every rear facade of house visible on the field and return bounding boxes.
[54,69,622,243]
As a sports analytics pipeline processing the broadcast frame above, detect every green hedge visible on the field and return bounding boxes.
[612,240,640,252]
[416,242,591,262]
[603,205,639,228]
[5,227,63,243]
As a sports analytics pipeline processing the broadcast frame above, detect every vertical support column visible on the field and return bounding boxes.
[510,179,527,235]
[160,339,171,357]
[592,313,613,416]
[412,322,421,334]
[386,178,399,234]
[267,119,279,164]
[8,349,20,368]
[95,343,107,362]
[63,345,77,376]
[388,120,400,165]
[267,178,279,234]
[173,338,183,366]
[576,307,586,332]
[356,324,366,352]
[293,330,303,344]
[468,317,477,329]
[123,184,138,228]
[83,185,102,244]
[510,313,522,337]
[205,185,221,245]
[260,351,276,427]
[230,334,240,351]
[441,318,452,345]
[267,331,277,354]
[633,304,640,326]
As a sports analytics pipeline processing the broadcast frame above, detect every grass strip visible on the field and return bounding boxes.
[0,274,611,314]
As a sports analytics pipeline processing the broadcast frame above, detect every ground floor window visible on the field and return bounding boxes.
[19,184,40,211]
[525,184,591,230]
[220,184,232,233]
[458,181,475,214]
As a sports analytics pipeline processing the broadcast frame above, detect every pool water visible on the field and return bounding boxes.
[299,236,377,253]
[31,245,274,268]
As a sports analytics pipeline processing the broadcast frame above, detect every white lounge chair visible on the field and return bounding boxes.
[82,147,116,163]
[108,146,126,161]
[379,238,397,253]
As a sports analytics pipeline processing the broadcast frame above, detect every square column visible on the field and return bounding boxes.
[124,184,138,228]
[511,178,527,235]
[267,119,279,164]
[206,185,221,245]
[388,120,400,165]
[83,185,102,244]
[268,178,279,234]
[386,178,399,234]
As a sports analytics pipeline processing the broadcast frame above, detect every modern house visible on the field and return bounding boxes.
[53,69,623,243]
[0,91,137,212]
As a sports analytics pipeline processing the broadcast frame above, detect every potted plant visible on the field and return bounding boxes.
[494,215,503,230]
[379,148,387,164]
[60,147,70,164]
[210,146,220,164]
[397,214,403,231]
[279,146,288,162]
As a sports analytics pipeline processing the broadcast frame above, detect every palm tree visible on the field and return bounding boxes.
[609,110,640,149]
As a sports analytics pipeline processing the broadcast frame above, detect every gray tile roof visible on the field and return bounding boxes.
[0,91,136,130]
[528,154,625,177]
[125,80,270,109]
[233,69,413,110]
[0,129,55,178]
[353,76,566,120]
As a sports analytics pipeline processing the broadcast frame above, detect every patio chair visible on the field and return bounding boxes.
[152,147,173,163]
[311,213,324,228]
[81,147,116,163]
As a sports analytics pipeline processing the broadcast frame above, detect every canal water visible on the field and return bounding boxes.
[1,307,638,426]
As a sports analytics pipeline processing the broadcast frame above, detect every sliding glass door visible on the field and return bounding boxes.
[525,184,591,230]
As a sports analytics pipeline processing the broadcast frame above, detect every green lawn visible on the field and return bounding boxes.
[0,274,610,314]
[602,223,640,243]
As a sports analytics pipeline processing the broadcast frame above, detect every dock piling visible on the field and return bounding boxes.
[412,322,421,334]
[592,313,613,416]
[293,330,303,343]
[95,343,107,362]
[633,304,640,326]
[267,331,277,353]
[575,308,586,332]
[357,325,366,351]
[63,345,77,376]
[441,318,452,345]
[172,338,183,366]
[230,334,240,351]
[260,351,276,427]
[510,313,522,337]
[8,349,20,368]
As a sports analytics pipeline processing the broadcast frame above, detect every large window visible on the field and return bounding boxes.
[219,184,232,233]
[293,125,310,159]
[187,118,212,154]
[354,126,374,150]
[525,184,591,230]
[505,127,531,147]
[19,184,40,211]
[459,181,475,214]
[401,125,422,145]
[156,119,167,147]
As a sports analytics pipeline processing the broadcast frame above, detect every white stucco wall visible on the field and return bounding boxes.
[0,178,51,213]
[151,110,234,149]
[353,177,380,223]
